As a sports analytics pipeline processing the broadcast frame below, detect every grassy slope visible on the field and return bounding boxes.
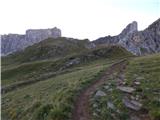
[2,59,65,86]
[2,58,113,120]
[1,37,90,66]
[90,54,160,120]
[125,54,160,119]
[2,46,132,86]
[1,45,133,120]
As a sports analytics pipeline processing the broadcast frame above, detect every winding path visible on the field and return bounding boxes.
[72,60,127,120]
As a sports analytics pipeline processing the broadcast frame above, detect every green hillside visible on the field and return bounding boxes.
[2,59,109,120]
[2,37,160,120]
[1,44,132,120]
[2,45,132,87]
[2,37,91,66]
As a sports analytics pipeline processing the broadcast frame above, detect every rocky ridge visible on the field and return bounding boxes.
[1,27,61,56]
[1,18,160,56]
[93,18,160,55]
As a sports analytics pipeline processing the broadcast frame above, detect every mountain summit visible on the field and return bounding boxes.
[93,18,160,55]
[1,18,160,56]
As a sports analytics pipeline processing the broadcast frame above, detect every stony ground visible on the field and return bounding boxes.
[72,55,160,120]
[72,60,127,120]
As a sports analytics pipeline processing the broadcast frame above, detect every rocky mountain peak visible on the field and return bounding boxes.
[146,18,160,35]
[120,21,138,37]
[93,18,160,55]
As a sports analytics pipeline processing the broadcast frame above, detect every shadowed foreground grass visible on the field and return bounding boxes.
[2,59,113,120]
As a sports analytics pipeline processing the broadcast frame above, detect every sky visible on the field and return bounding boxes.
[0,0,159,40]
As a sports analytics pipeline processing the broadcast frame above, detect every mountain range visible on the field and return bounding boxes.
[93,18,160,55]
[1,18,160,120]
[1,18,160,57]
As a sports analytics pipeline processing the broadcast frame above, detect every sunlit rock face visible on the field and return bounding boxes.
[93,18,160,55]
[1,27,61,56]
[25,27,61,44]
[119,19,160,55]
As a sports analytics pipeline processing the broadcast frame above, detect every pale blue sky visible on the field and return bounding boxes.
[111,0,159,13]
[0,0,159,40]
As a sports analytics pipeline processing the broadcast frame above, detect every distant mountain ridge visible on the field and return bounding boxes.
[1,18,160,56]
[1,27,61,56]
[93,18,160,55]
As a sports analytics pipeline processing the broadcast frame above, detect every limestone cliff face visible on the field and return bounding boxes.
[93,18,160,55]
[119,18,160,55]
[1,27,61,56]
[93,21,138,46]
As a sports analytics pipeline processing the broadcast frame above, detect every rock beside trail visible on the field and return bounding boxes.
[130,115,141,120]
[117,86,135,93]
[123,97,142,111]
[104,85,110,90]
[107,101,116,110]
[134,81,140,85]
[61,58,81,70]
[95,90,106,97]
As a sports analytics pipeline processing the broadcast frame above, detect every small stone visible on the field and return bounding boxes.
[135,95,140,100]
[104,85,109,90]
[96,109,101,112]
[108,88,113,92]
[93,103,98,108]
[93,112,98,116]
[120,74,125,79]
[117,86,135,93]
[136,76,144,80]
[95,90,106,97]
[131,96,135,100]
[123,97,142,111]
[117,81,127,86]
[122,82,127,85]
[131,100,142,108]
[134,81,140,85]
[107,101,115,110]
[108,83,112,86]
[130,115,141,120]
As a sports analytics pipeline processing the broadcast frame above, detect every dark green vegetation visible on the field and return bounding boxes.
[2,59,109,120]
[1,38,132,120]
[2,45,132,87]
[2,37,90,66]
[91,54,160,120]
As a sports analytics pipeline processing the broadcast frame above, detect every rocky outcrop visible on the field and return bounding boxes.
[93,21,138,46]
[93,18,160,55]
[1,27,61,56]
[119,19,160,55]
[1,19,159,56]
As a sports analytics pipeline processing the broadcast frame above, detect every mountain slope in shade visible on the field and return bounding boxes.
[2,37,95,65]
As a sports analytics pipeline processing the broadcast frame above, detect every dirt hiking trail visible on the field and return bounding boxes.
[72,60,127,120]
